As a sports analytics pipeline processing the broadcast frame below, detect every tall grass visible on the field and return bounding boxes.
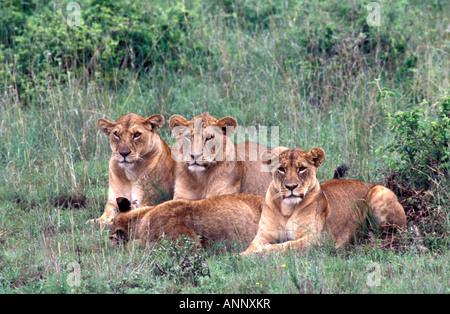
[0,0,448,293]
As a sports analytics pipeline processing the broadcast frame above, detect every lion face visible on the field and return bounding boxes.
[263,147,325,205]
[109,197,134,246]
[169,112,237,172]
[98,113,165,167]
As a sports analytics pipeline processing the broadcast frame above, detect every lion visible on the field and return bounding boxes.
[88,113,175,226]
[168,112,272,200]
[109,193,264,247]
[241,147,407,255]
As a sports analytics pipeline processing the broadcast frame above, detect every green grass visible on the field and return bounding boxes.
[0,210,448,293]
[0,0,448,293]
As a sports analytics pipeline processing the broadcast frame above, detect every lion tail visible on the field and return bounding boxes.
[333,164,349,179]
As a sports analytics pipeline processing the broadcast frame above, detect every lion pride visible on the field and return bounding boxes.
[110,193,264,246]
[241,147,407,255]
[168,112,272,200]
[88,113,175,226]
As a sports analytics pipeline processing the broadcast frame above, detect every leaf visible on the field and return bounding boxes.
[376,92,381,102]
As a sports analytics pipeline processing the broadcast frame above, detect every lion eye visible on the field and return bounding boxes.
[205,134,214,141]
[278,167,285,174]
[298,166,307,173]
[133,132,142,139]
[113,131,120,138]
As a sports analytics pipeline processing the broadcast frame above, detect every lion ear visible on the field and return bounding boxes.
[260,150,274,166]
[260,150,278,173]
[169,115,188,129]
[308,147,325,167]
[260,146,289,172]
[98,118,116,136]
[116,197,132,213]
[145,114,165,131]
[261,146,288,165]
[97,118,116,136]
[216,116,238,135]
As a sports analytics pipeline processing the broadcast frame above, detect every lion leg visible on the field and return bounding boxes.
[365,185,407,229]
[262,226,323,254]
[87,203,116,227]
[240,236,270,256]
[241,222,323,255]
[244,235,318,255]
[265,238,311,253]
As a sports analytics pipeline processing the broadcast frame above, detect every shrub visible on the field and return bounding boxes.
[153,237,211,287]
[0,0,205,106]
[374,79,449,250]
[265,1,426,107]
[210,0,279,29]
[376,83,449,192]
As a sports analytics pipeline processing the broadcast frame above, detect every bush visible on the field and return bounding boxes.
[265,1,425,106]
[377,84,449,191]
[0,0,205,106]
[3,0,442,108]
[153,237,211,287]
[210,0,279,29]
[374,79,449,250]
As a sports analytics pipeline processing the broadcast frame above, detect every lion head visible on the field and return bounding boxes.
[109,197,135,246]
[262,147,325,206]
[98,113,165,168]
[168,112,238,172]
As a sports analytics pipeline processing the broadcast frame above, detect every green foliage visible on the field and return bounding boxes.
[387,98,449,187]
[375,79,449,191]
[1,0,205,106]
[210,0,279,29]
[153,237,211,287]
[2,0,447,107]
[374,79,449,250]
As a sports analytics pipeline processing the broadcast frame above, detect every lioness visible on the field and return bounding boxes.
[89,113,175,226]
[241,147,407,255]
[168,112,272,200]
[110,193,264,246]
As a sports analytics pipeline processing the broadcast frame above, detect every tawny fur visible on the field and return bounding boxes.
[169,112,272,200]
[89,113,175,227]
[241,147,407,255]
[110,193,264,246]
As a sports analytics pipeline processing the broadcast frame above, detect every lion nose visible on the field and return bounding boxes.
[119,150,131,157]
[285,184,298,191]
[190,153,202,160]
